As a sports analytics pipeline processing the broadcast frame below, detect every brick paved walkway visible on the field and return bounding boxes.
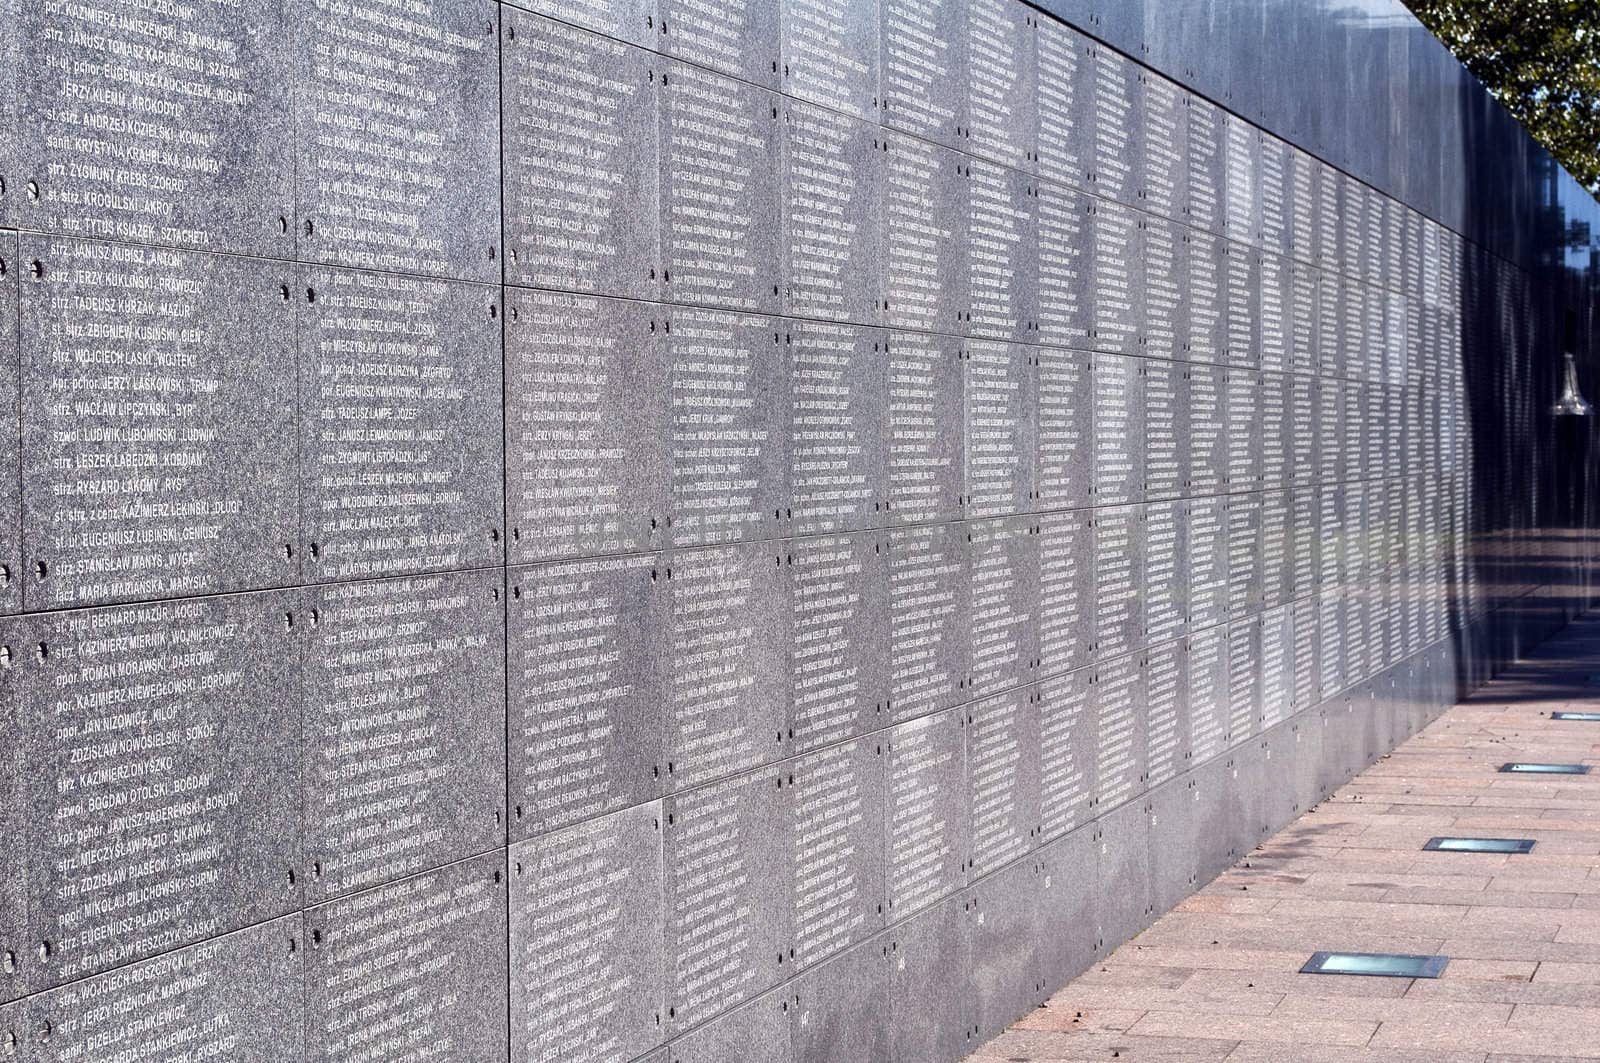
[968,619,1600,1062]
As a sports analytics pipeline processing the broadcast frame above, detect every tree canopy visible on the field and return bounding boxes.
[1404,0,1600,193]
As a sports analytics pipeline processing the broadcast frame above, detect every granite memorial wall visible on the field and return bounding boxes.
[1,0,1597,1060]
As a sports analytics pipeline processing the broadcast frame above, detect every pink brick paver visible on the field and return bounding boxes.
[966,620,1600,1062]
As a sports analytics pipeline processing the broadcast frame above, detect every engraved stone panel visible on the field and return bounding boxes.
[792,937,891,1062]
[782,0,880,120]
[790,533,889,751]
[1146,641,1187,786]
[507,291,668,563]
[1290,264,1319,376]
[1260,604,1294,730]
[888,522,968,721]
[25,916,304,1063]
[1259,371,1289,491]
[1185,95,1226,235]
[1290,374,1318,483]
[18,591,301,989]
[890,897,973,1063]
[789,738,887,968]
[1187,627,1229,763]
[1035,19,1092,189]
[508,554,662,839]
[1094,653,1145,811]
[1144,358,1187,501]
[1143,217,1183,360]
[1225,368,1262,491]
[1227,494,1262,619]
[511,803,665,1062]
[1089,46,1142,204]
[1035,183,1090,349]
[884,134,968,333]
[305,853,508,1063]
[1145,500,1187,644]
[522,0,657,46]
[881,0,966,147]
[673,989,794,1063]
[1093,505,1144,659]
[1039,667,1095,839]
[1187,495,1229,631]
[1036,345,1092,510]
[1089,200,1142,354]
[968,517,1039,697]
[1223,115,1260,244]
[782,102,883,323]
[1227,618,1261,742]
[662,64,781,313]
[668,309,788,546]
[664,0,781,86]
[0,234,17,617]
[965,340,1035,517]
[967,0,1037,170]
[1223,241,1260,367]
[887,710,967,920]
[1187,362,1226,494]
[1260,489,1292,608]
[294,0,499,281]
[1260,135,1290,255]
[1141,72,1187,220]
[0,642,20,1002]
[887,330,962,524]
[301,268,503,581]
[306,571,504,903]
[968,162,1036,342]
[1093,354,1144,506]
[1032,507,1092,680]
[1260,253,1289,373]
[501,15,660,300]
[20,239,295,610]
[966,688,1041,876]
[666,767,790,1028]
[788,322,885,535]
[657,541,791,787]
[1185,229,1225,363]
[9,2,292,257]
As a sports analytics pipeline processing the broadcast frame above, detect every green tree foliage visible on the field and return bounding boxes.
[1404,0,1600,193]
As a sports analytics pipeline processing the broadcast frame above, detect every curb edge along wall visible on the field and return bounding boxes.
[0,0,1596,1061]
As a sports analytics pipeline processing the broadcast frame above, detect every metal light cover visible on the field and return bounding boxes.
[1553,352,1593,416]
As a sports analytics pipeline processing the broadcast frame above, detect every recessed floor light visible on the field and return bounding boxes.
[1551,712,1600,721]
[1499,762,1591,774]
[1423,837,1535,854]
[1301,951,1449,978]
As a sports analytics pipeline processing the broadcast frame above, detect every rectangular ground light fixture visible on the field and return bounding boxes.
[1551,712,1600,721]
[1423,837,1535,854]
[1499,762,1591,774]
[1301,951,1449,978]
